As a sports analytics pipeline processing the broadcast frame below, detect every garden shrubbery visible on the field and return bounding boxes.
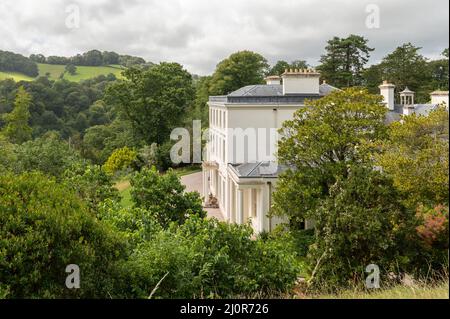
[130,167,206,227]
[125,217,301,298]
[0,169,301,298]
[0,172,127,298]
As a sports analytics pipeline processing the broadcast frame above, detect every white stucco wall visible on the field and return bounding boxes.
[225,105,300,163]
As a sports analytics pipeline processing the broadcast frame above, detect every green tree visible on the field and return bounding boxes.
[269,60,309,76]
[105,63,195,145]
[209,51,269,95]
[272,88,387,227]
[0,135,17,173]
[377,43,431,102]
[1,86,32,144]
[65,63,77,75]
[427,48,449,92]
[375,107,449,209]
[130,167,206,227]
[317,35,374,88]
[63,164,120,211]
[14,132,84,178]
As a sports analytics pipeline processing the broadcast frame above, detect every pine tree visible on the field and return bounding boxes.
[317,35,374,88]
[1,86,32,144]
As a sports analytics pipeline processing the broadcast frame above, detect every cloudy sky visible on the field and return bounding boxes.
[0,0,448,75]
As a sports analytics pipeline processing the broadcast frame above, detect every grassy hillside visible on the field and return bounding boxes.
[0,64,125,82]
[37,63,125,81]
[0,71,34,82]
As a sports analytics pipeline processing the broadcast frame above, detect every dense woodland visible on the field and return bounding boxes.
[0,35,448,298]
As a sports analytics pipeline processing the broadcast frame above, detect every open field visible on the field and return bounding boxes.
[0,71,34,82]
[0,64,125,82]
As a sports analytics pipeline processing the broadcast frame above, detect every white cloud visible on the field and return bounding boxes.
[0,0,448,75]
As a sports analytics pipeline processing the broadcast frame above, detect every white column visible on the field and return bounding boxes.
[237,189,244,225]
[229,182,235,223]
[258,185,269,232]
[223,176,230,220]
[202,168,207,204]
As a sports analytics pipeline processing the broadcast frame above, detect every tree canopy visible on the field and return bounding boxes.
[209,51,269,95]
[1,86,32,144]
[272,87,387,225]
[105,63,195,145]
[317,35,374,88]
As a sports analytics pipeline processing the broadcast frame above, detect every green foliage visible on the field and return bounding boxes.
[135,142,176,172]
[0,50,39,77]
[63,164,120,210]
[307,166,415,291]
[97,199,162,247]
[105,62,195,145]
[273,88,387,224]
[103,146,138,175]
[209,51,269,95]
[0,74,117,140]
[125,217,301,298]
[317,35,374,87]
[81,119,141,164]
[0,172,127,298]
[14,132,84,178]
[65,63,77,75]
[427,48,449,92]
[269,60,308,76]
[130,167,206,227]
[0,135,17,173]
[1,86,32,144]
[371,43,433,103]
[376,107,449,209]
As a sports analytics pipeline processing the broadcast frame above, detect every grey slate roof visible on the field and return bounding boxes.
[228,83,338,97]
[229,162,288,178]
[386,103,439,123]
[210,83,339,104]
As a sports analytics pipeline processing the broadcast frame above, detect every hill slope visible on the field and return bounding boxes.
[0,64,125,82]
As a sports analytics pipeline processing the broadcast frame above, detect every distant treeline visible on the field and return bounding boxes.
[30,50,150,68]
[0,50,39,77]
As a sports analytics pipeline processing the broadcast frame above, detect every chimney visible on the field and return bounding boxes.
[281,69,320,95]
[378,80,395,111]
[265,75,281,85]
[400,87,415,115]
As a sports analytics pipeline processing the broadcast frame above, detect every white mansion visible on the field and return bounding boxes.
[202,69,449,233]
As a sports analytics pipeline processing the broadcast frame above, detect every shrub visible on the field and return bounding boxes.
[414,205,449,271]
[97,199,162,247]
[0,172,126,298]
[63,163,120,211]
[307,166,416,291]
[103,146,138,175]
[125,217,301,298]
[130,167,206,227]
[14,132,85,178]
